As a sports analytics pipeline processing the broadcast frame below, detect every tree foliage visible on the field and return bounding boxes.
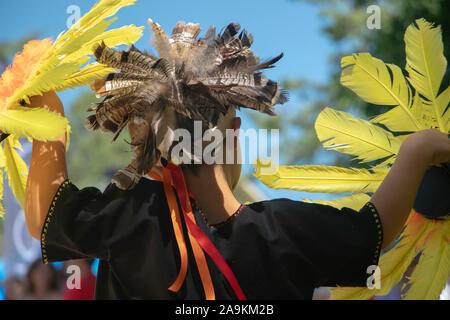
[250,0,450,165]
[65,91,132,188]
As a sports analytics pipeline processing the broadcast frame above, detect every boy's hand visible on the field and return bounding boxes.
[402,129,450,167]
[27,90,64,116]
[372,128,449,249]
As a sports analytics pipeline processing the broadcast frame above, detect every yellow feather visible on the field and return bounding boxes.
[3,137,28,208]
[302,193,371,211]
[254,18,450,300]
[65,124,72,152]
[50,18,115,65]
[51,0,137,55]
[315,107,403,164]
[371,91,429,132]
[54,0,137,49]
[89,24,144,48]
[0,107,69,142]
[404,221,450,300]
[405,19,447,99]
[7,61,86,107]
[254,159,388,194]
[0,0,141,217]
[7,0,142,108]
[62,25,145,64]
[56,64,116,92]
[341,53,422,130]
[405,19,447,131]
[331,212,432,300]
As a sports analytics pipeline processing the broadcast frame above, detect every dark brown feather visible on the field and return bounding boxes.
[88,21,288,190]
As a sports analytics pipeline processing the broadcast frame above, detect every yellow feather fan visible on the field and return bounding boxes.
[0,0,144,214]
[255,18,450,299]
[255,159,387,194]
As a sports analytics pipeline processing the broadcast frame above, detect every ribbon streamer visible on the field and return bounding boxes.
[148,164,247,300]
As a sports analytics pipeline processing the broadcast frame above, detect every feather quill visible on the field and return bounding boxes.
[56,64,116,91]
[371,91,429,132]
[405,19,447,131]
[341,53,421,130]
[62,25,145,64]
[255,160,387,194]
[315,107,403,164]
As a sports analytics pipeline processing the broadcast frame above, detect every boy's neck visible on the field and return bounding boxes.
[184,165,241,225]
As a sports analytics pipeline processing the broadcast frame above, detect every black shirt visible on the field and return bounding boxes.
[41,177,383,300]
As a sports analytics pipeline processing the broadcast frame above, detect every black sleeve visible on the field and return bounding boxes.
[40,179,146,264]
[271,200,383,288]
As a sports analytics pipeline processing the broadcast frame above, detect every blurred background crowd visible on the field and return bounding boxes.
[1,259,96,300]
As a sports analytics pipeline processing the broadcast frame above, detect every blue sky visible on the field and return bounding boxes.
[0,0,344,201]
[0,0,332,83]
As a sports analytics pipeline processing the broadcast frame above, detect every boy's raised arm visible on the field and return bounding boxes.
[24,91,68,240]
[372,129,450,249]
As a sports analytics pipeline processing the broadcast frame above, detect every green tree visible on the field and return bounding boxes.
[0,33,40,71]
[65,91,132,189]
[251,0,450,166]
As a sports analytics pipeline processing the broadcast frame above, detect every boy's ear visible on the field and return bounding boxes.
[233,117,242,131]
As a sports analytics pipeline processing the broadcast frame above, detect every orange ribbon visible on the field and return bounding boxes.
[148,165,246,300]
[148,168,215,300]
[160,169,188,293]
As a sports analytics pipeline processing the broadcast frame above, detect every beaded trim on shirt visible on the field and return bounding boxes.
[41,179,71,265]
[367,202,383,265]
[192,200,246,229]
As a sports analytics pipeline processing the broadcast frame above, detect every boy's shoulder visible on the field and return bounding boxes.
[102,176,166,201]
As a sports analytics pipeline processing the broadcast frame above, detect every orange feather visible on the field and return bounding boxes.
[0,39,53,109]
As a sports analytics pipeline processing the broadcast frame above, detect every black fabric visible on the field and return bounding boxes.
[41,178,382,300]
[413,165,450,219]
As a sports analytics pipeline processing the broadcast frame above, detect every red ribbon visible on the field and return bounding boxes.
[166,163,247,300]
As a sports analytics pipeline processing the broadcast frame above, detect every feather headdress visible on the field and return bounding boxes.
[255,18,450,299]
[87,20,288,190]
